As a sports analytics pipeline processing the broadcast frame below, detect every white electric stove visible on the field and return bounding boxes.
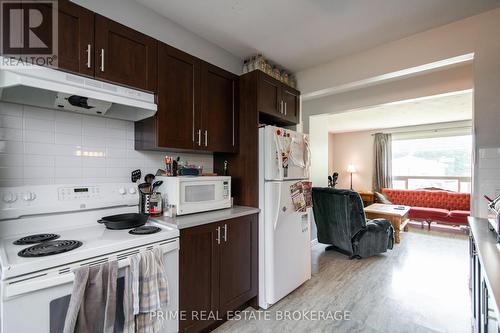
[0,183,179,333]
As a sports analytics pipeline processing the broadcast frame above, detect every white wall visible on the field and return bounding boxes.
[309,115,330,242]
[328,131,374,191]
[302,63,472,132]
[71,0,242,74]
[0,102,213,187]
[300,8,500,216]
[309,116,329,188]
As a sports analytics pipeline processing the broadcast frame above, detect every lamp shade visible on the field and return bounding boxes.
[347,164,357,173]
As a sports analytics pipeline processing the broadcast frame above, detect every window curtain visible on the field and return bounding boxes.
[373,133,392,192]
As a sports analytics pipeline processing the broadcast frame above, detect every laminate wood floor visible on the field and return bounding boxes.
[214,227,471,333]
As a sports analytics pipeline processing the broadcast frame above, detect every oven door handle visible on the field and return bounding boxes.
[3,239,179,299]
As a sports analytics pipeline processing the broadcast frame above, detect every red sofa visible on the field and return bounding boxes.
[382,188,470,228]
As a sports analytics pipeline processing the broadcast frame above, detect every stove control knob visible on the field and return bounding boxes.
[118,188,127,195]
[128,187,136,194]
[2,192,17,204]
[23,192,36,201]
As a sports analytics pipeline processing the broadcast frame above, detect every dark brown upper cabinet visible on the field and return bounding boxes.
[254,71,300,125]
[135,48,238,153]
[57,0,94,77]
[200,62,238,153]
[281,86,300,124]
[258,73,282,118]
[56,4,157,92]
[94,15,157,92]
[156,43,200,150]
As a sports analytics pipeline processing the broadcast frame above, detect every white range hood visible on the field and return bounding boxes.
[0,57,157,121]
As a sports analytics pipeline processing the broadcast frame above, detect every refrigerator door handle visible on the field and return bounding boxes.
[273,132,285,180]
[271,182,282,230]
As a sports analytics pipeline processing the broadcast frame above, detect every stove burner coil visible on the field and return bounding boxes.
[129,226,161,235]
[18,240,83,257]
[13,233,60,245]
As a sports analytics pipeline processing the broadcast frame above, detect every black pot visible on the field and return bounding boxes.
[97,213,148,230]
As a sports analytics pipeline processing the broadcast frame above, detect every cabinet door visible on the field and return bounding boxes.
[157,43,199,150]
[201,62,237,153]
[282,86,300,124]
[57,0,94,76]
[94,15,157,92]
[219,214,258,313]
[180,223,220,333]
[258,73,282,117]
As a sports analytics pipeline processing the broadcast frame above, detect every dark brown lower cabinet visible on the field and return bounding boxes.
[179,222,220,332]
[179,214,258,333]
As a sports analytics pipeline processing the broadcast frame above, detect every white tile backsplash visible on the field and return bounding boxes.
[0,128,23,141]
[0,154,23,167]
[0,115,23,129]
[0,102,213,186]
[24,129,55,143]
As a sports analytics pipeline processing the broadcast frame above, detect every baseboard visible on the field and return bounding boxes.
[310,238,319,247]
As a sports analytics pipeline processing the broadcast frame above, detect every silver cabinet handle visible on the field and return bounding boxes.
[204,130,208,147]
[197,129,202,146]
[86,44,91,68]
[232,81,235,147]
[223,224,227,242]
[284,101,287,116]
[100,48,105,72]
[216,226,221,245]
[280,100,283,114]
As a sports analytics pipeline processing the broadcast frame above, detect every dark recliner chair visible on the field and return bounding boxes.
[312,188,394,258]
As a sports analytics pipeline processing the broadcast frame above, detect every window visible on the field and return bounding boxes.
[392,135,472,192]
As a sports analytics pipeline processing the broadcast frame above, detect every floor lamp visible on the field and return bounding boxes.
[347,164,357,190]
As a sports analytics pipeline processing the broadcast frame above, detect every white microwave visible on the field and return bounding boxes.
[155,176,231,215]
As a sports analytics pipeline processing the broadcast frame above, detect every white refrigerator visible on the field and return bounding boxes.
[258,125,312,309]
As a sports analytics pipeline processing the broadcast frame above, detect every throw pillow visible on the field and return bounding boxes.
[374,192,392,204]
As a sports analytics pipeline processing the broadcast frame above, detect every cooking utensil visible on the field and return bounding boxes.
[144,174,155,184]
[155,169,166,176]
[151,180,163,192]
[97,213,148,230]
[138,182,151,194]
[131,169,141,183]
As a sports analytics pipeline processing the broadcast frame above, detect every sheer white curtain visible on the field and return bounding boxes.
[373,133,392,192]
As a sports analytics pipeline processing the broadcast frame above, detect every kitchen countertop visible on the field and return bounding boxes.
[151,205,260,229]
[468,217,500,316]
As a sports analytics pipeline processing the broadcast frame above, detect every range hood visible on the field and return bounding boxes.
[0,57,157,121]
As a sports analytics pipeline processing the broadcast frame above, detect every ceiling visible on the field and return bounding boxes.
[136,0,500,71]
[327,91,473,133]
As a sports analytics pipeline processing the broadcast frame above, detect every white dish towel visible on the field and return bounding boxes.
[123,247,169,333]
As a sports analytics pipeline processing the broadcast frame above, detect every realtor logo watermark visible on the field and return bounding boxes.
[0,0,58,66]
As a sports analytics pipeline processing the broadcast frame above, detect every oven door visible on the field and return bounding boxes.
[178,179,231,215]
[1,240,179,333]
